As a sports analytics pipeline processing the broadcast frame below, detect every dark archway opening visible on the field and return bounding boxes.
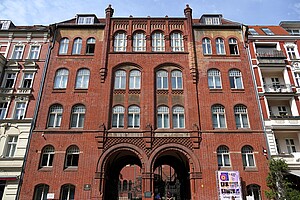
[103,150,142,200]
[153,150,191,200]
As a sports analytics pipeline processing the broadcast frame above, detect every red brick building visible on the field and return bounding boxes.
[19,5,268,200]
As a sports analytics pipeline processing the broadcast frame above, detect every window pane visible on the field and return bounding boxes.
[224,155,230,166]
[248,155,255,166]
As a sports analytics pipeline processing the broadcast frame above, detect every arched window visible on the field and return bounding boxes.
[229,38,239,55]
[70,105,85,128]
[202,38,212,55]
[33,184,49,200]
[170,32,184,52]
[208,69,221,89]
[65,145,80,167]
[112,106,125,128]
[48,104,63,128]
[128,106,140,128]
[59,38,69,54]
[242,145,255,167]
[216,38,225,54]
[212,105,226,128]
[123,180,128,191]
[156,70,168,89]
[157,106,169,128]
[75,69,90,89]
[114,70,126,89]
[172,106,185,128]
[217,145,230,167]
[40,145,55,167]
[247,184,262,200]
[86,37,95,54]
[54,69,69,89]
[72,38,82,54]
[171,70,183,89]
[114,32,127,52]
[133,32,146,51]
[129,70,141,89]
[229,69,243,89]
[60,184,75,200]
[234,105,249,128]
[152,31,165,52]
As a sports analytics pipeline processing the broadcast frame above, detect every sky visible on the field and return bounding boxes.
[1,0,300,26]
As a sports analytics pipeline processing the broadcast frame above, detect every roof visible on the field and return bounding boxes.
[248,25,289,36]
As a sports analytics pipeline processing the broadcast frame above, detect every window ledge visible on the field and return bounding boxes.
[209,89,223,93]
[39,166,53,171]
[231,89,245,92]
[218,166,232,171]
[64,167,78,172]
[244,167,258,172]
[52,89,66,93]
[74,89,88,93]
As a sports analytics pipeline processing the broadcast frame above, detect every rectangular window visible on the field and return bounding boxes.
[205,17,220,25]
[278,106,288,116]
[6,136,18,157]
[21,73,34,88]
[77,17,94,24]
[11,45,24,59]
[261,28,274,35]
[14,102,26,119]
[28,45,40,59]
[286,139,296,154]
[286,46,297,60]
[0,102,8,119]
[248,28,258,35]
[2,73,17,88]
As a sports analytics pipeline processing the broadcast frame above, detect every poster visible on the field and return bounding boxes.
[217,171,242,200]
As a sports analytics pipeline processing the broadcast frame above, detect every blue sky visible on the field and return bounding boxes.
[1,0,300,26]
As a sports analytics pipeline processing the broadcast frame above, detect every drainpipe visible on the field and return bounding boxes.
[241,24,271,160]
[15,24,57,200]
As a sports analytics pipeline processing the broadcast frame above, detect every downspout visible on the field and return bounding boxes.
[241,24,271,160]
[15,24,57,200]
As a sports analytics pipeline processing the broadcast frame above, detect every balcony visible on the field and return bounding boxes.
[265,116,300,128]
[257,50,286,66]
[273,153,300,168]
[264,84,294,93]
[0,87,13,94]
[16,87,32,95]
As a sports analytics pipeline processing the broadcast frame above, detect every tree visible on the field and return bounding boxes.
[265,159,300,200]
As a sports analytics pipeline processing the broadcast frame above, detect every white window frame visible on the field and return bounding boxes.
[77,16,94,24]
[229,69,243,89]
[65,146,80,167]
[278,106,288,116]
[34,184,49,200]
[72,38,82,55]
[284,43,299,60]
[128,106,140,128]
[234,105,249,128]
[156,70,168,90]
[129,70,141,89]
[114,32,127,52]
[133,32,146,52]
[2,72,17,88]
[28,44,41,60]
[295,72,300,87]
[242,146,255,167]
[20,72,34,88]
[170,32,184,52]
[228,38,239,55]
[261,28,274,35]
[59,38,69,55]
[5,135,18,157]
[247,184,262,200]
[86,37,95,54]
[172,106,185,128]
[212,105,226,128]
[40,146,55,167]
[54,69,69,89]
[157,106,170,128]
[60,184,75,200]
[286,138,296,154]
[202,38,212,55]
[13,101,27,120]
[205,17,220,25]
[171,70,183,90]
[152,32,165,52]
[70,105,85,128]
[248,28,258,35]
[114,70,126,89]
[75,69,90,89]
[0,101,9,119]
[48,104,63,128]
[208,69,222,89]
[216,38,225,55]
[217,145,231,167]
[11,44,25,59]
[112,106,125,128]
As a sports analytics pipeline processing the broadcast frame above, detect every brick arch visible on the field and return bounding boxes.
[112,62,143,71]
[155,62,185,71]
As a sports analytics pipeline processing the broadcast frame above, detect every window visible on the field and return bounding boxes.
[229,69,243,89]
[59,38,69,54]
[129,70,141,89]
[156,70,168,89]
[234,105,249,128]
[2,72,17,88]
[247,184,262,200]
[112,106,124,128]
[65,146,79,167]
[152,32,165,52]
[54,69,69,89]
[33,184,49,200]
[0,102,8,119]
[5,136,18,157]
[202,38,212,54]
[123,180,128,191]
[48,104,63,128]
[278,106,288,116]
[228,38,239,55]
[133,32,146,52]
[77,16,94,24]
[11,45,24,59]
[172,106,185,128]
[170,32,184,52]
[128,106,140,128]
[114,32,127,52]
[286,139,296,154]
[72,38,82,55]
[171,70,183,89]
[295,72,300,87]
[40,145,55,167]
[157,106,169,128]
[28,45,40,59]
[21,73,34,88]
[204,17,220,25]
[70,105,85,128]
[114,70,126,89]
[287,29,300,35]
[75,69,90,89]
[86,37,95,54]
[242,145,255,167]
[248,28,258,35]
[60,184,75,200]
[286,46,297,60]
[216,38,225,54]
[261,28,274,35]
[217,145,230,167]
[212,105,226,128]
[208,69,221,89]
[14,102,26,119]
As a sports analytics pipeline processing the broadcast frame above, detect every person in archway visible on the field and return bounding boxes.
[155,192,161,200]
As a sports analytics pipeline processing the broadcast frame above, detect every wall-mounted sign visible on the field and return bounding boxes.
[46,193,55,199]
[217,171,242,200]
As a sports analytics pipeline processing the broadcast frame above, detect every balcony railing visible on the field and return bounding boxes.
[270,115,300,119]
[264,84,293,93]
[16,87,32,94]
[257,50,286,58]
[0,87,13,94]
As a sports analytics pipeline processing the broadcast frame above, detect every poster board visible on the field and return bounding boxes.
[217,171,242,200]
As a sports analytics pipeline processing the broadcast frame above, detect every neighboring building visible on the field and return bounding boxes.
[247,24,300,188]
[19,5,268,200]
[0,21,50,199]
